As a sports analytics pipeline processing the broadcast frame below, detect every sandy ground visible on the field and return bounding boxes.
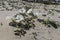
[0,3,60,40]
[0,11,21,40]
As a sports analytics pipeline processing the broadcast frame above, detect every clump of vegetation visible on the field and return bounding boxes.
[55,10,60,12]
[0,22,3,26]
[14,28,26,37]
[51,9,60,13]
[47,10,54,16]
[44,4,47,11]
[48,10,52,14]
[25,6,31,12]
[32,32,37,40]
[9,7,38,37]
[37,18,60,29]
[42,14,46,17]
[44,7,47,11]
[52,9,60,12]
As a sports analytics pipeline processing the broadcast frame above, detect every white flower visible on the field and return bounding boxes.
[18,8,26,14]
[27,8,32,14]
[15,15,24,22]
[15,20,20,23]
